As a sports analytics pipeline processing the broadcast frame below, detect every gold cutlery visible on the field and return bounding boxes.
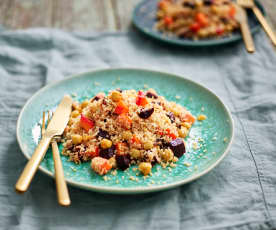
[42,111,71,206]
[235,4,255,53]
[15,95,73,194]
[237,0,276,46]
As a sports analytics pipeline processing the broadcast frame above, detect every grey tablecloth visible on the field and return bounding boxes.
[0,27,276,230]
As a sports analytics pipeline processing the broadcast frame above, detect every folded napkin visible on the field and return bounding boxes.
[0,28,276,230]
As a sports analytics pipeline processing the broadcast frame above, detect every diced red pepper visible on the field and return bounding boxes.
[114,100,129,115]
[116,142,128,155]
[85,146,99,158]
[91,157,112,175]
[117,113,132,129]
[195,13,209,27]
[229,6,236,18]
[131,134,141,144]
[169,133,177,139]
[190,22,201,33]
[80,114,94,132]
[166,128,177,139]
[136,91,148,107]
[164,16,173,26]
[159,128,177,139]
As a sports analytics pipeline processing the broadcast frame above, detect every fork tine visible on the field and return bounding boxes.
[42,111,46,137]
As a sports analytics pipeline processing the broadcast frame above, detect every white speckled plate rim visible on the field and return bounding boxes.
[16,67,234,194]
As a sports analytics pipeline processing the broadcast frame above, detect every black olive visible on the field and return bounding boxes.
[138,108,154,119]
[166,112,175,123]
[97,129,110,139]
[99,145,115,159]
[203,0,213,6]
[146,91,158,99]
[169,138,186,158]
[116,154,131,170]
[183,2,195,9]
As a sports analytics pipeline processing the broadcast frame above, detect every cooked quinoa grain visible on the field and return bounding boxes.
[61,88,195,176]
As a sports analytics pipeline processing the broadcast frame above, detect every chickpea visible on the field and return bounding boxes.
[161,149,174,162]
[139,162,152,176]
[71,110,80,118]
[130,148,141,159]
[182,122,191,129]
[71,134,83,145]
[90,103,98,113]
[144,141,153,150]
[110,91,122,102]
[122,131,132,140]
[82,134,92,142]
[178,127,188,138]
[195,0,203,7]
[197,114,207,121]
[81,100,90,108]
[211,5,219,14]
[171,107,180,116]
[101,139,112,149]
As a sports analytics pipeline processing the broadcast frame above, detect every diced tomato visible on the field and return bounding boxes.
[229,6,236,18]
[216,27,224,36]
[195,13,209,27]
[183,113,196,124]
[131,134,141,144]
[117,113,132,129]
[189,22,201,33]
[86,146,99,158]
[80,114,94,132]
[136,91,148,106]
[114,100,129,115]
[91,157,112,175]
[164,16,173,26]
[116,142,128,155]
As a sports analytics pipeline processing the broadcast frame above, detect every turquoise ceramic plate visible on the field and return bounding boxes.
[17,68,234,194]
[132,0,265,47]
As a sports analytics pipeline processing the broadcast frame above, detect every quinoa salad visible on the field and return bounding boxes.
[61,88,199,176]
[155,0,239,39]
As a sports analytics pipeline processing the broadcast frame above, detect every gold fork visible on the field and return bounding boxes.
[235,4,255,53]
[42,111,71,206]
[237,0,276,46]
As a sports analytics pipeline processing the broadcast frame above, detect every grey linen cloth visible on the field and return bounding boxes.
[0,28,276,230]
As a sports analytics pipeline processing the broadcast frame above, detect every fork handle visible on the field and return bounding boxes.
[15,136,52,193]
[240,20,255,53]
[52,140,71,206]
[253,6,276,46]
